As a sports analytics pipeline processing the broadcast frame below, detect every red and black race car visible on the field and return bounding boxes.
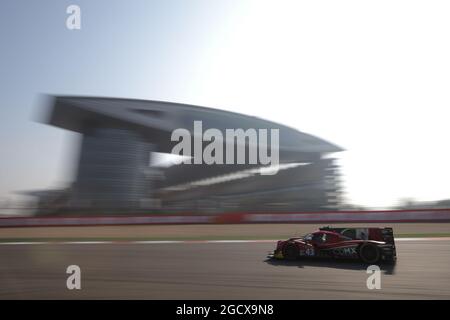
[269,226,397,264]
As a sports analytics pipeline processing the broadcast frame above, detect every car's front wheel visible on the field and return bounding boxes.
[358,243,381,264]
[282,243,299,260]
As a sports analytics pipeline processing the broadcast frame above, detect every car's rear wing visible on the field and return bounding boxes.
[320,226,395,244]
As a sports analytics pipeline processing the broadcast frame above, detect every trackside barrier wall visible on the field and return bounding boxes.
[1,209,450,227]
[242,210,450,223]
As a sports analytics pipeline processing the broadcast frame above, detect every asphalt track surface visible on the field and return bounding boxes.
[1,239,450,299]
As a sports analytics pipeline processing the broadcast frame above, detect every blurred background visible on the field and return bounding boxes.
[2,1,450,217]
[2,0,450,300]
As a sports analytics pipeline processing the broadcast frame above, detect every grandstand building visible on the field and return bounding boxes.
[33,96,343,215]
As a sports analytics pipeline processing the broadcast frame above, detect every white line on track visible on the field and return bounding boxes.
[133,240,182,244]
[0,242,48,245]
[0,237,450,245]
[396,237,450,241]
[61,241,111,244]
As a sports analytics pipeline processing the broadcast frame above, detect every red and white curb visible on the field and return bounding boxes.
[0,238,450,245]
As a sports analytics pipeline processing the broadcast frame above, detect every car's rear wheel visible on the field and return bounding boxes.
[282,243,299,260]
[359,243,381,264]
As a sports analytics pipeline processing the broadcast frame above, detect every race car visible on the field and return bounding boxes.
[268,226,397,264]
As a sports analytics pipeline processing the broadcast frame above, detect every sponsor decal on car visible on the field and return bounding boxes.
[332,246,357,256]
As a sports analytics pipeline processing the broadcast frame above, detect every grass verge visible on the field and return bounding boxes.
[1,233,450,243]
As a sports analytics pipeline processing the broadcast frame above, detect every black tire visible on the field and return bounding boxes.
[359,243,381,264]
[282,243,299,260]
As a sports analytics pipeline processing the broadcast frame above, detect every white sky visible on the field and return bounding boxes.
[184,0,450,208]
